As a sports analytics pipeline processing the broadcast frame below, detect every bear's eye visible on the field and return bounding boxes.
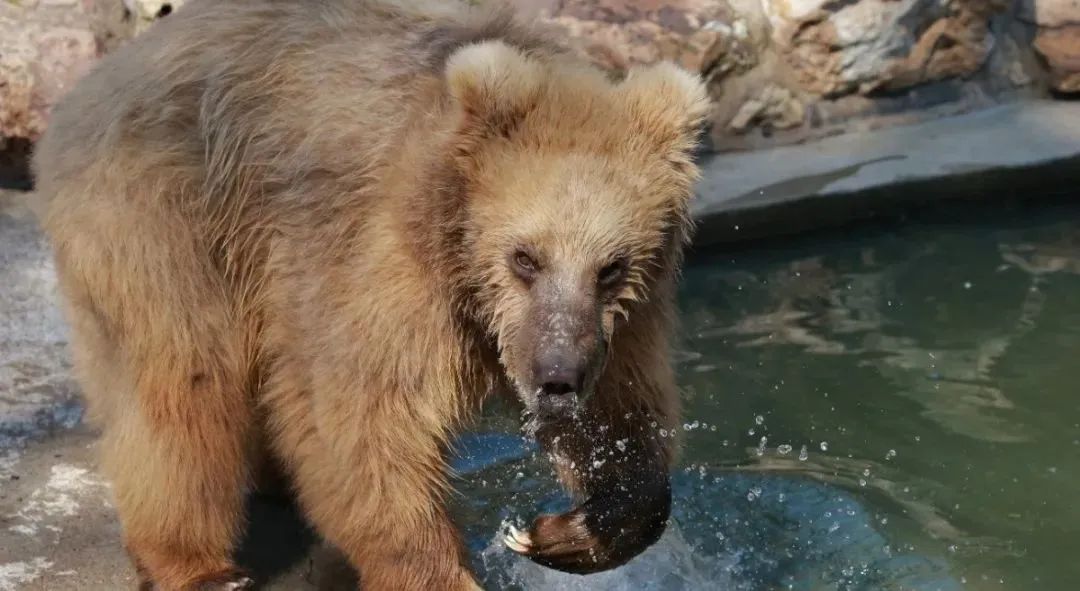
[598,259,628,290]
[511,250,540,282]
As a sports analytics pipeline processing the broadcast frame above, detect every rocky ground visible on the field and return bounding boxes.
[0,423,372,590]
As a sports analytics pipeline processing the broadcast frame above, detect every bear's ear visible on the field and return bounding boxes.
[618,62,710,173]
[445,40,544,141]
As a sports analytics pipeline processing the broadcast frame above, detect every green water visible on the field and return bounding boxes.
[674,204,1080,590]
[459,204,1080,591]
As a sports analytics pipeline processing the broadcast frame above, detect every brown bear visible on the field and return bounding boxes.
[30,0,709,589]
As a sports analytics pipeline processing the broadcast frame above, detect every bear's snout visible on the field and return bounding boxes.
[533,350,586,397]
[532,350,586,419]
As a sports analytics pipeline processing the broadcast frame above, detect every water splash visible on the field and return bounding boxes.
[452,432,964,591]
[477,522,737,591]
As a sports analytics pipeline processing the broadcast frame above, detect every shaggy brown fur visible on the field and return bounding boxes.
[30,0,709,589]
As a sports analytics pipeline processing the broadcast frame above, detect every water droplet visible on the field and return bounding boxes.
[615,439,627,452]
[592,459,606,469]
[819,441,829,452]
[756,436,768,456]
[777,444,793,455]
[828,522,840,534]
[963,281,972,289]
[778,493,786,503]
[799,445,809,461]
[754,415,765,425]
[862,468,871,477]
[659,429,668,437]
[885,449,897,460]
[858,478,867,487]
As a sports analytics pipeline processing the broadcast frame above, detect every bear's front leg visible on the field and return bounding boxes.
[266,386,482,591]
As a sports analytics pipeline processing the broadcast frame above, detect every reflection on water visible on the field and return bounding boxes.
[456,204,1080,590]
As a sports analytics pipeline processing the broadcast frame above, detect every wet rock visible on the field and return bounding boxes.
[763,0,1007,97]
[1020,0,1080,93]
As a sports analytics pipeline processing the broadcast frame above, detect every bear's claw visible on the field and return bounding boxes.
[194,575,256,591]
[214,578,255,591]
[503,524,532,554]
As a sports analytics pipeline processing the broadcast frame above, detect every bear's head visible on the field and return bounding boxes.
[444,41,709,425]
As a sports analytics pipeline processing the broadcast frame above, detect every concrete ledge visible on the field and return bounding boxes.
[691,100,1080,245]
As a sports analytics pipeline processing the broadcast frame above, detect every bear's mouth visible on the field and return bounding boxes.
[519,387,583,437]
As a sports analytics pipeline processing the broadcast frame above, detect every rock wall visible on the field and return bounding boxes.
[1,0,1077,159]
[526,0,1073,152]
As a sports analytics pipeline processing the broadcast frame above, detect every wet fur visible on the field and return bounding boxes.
[31,0,708,589]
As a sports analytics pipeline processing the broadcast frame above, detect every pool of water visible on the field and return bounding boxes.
[452,204,1080,591]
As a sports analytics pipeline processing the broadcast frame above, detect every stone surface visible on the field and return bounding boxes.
[0,191,79,448]
[693,100,1080,233]
[763,0,1006,97]
[0,425,363,591]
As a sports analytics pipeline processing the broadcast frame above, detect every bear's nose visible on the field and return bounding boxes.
[534,354,586,397]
